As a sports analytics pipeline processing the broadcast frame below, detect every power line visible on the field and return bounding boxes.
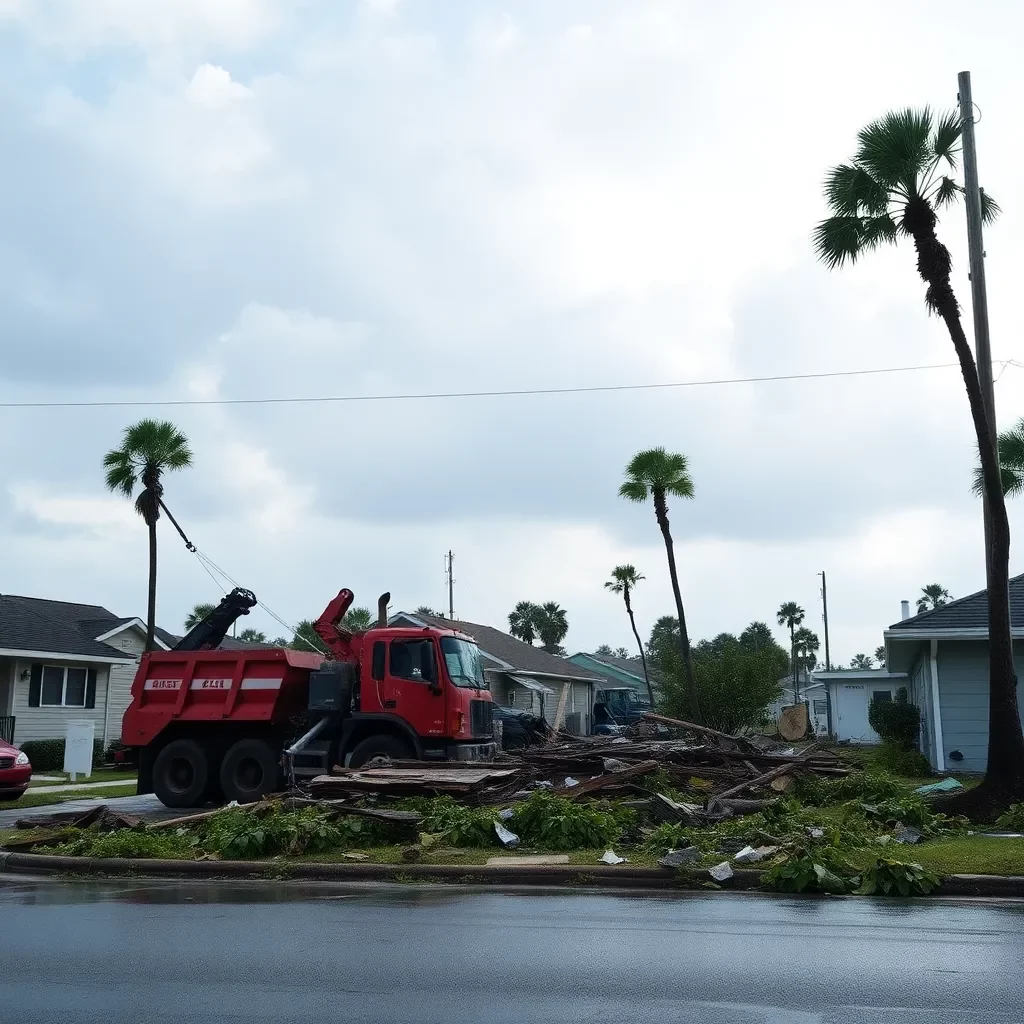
[0,360,1005,411]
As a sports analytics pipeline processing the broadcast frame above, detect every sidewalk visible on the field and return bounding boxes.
[25,779,137,795]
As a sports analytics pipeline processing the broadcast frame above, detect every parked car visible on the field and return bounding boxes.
[0,738,31,801]
[491,704,550,750]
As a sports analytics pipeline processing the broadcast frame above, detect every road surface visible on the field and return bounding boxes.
[0,792,177,827]
[2,878,1022,1022]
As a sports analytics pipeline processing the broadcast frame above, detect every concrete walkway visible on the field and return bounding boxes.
[0,792,175,828]
[25,779,136,795]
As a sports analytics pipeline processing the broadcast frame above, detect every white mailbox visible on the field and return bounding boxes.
[64,719,95,780]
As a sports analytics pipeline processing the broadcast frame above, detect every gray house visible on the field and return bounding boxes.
[389,611,604,734]
[883,575,1024,773]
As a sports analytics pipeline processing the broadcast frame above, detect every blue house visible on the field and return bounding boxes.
[883,575,1024,773]
[567,652,655,699]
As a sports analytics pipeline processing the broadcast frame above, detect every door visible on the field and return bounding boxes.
[386,638,446,739]
[835,683,878,743]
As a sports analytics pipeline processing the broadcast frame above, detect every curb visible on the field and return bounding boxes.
[2,851,1022,896]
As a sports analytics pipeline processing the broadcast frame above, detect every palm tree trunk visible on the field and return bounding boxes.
[146,513,157,652]
[790,623,797,701]
[908,215,1024,804]
[653,491,702,723]
[623,586,654,707]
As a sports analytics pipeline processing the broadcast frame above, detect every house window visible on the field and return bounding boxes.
[40,666,89,708]
[813,699,828,716]
[871,690,893,704]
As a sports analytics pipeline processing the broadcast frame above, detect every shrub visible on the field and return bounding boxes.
[868,695,920,751]
[872,742,932,777]
[762,848,855,894]
[18,738,104,772]
[994,803,1024,831]
[413,796,499,848]
[855,857,940,896]
[197,807,362,858]
[794,771,905,807]
[510,791,621,850]
[51,828,188,860]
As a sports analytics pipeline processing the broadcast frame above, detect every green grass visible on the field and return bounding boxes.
[29,770,138,788]
[847,836,1024,877]
[3,783,138,811]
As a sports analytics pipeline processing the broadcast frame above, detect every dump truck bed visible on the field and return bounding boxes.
[121,648,324,748]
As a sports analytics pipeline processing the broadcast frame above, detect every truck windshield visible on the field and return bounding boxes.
[441,637,488,689]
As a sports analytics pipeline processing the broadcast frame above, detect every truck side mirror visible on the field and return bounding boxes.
[421,642,441,694]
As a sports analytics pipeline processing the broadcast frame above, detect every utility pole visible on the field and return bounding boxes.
[445,550,455,620]
[958,71,1000,581]
[818,571,831,672]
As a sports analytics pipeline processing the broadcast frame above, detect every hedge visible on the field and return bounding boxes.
[868,693,921,751]
[18,737,105,772]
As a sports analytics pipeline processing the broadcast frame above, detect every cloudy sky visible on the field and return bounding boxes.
[2,0,1023,665]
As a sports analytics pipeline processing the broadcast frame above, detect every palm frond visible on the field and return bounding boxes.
[823,163,888,216]
[980,188,1001,224]
[931,110,962,167]
[103,453,137,498]
[813,216,865,269]
[932,175,963,210]
[861,215,900,251]
[974,420,1024,497]
[618,480,649,503]
[856,108,932,195]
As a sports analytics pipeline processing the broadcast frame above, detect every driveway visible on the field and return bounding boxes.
[2,879,1022,1022]
[0,792,180,827]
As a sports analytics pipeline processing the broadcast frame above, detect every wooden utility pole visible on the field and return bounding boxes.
[446,550,455,620]
[818,571,831,672]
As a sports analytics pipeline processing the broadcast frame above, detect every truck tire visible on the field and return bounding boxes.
[152,739,210,808]
[347,734,412,768]
[220,738,280,804]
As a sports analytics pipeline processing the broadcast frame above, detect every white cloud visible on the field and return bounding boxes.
[186,64,254,109]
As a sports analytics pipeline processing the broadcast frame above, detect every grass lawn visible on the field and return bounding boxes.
[29,770,138,788]
[857,836,1024,877]
[2,783,138,811]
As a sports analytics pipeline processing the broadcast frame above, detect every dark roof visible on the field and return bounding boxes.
[0,593,272,658]
[391,611,604,681]
[889,574,1024,632]
[0,595,135,659]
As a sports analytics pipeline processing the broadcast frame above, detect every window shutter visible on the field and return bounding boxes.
[28,664,42,707]
[85,668,97,709]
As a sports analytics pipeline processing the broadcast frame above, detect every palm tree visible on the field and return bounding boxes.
[816,107,1023,807]
[415,605,440,617]
[972,417,1024,499]
[875,645,886,666]
[291,620,324,653]
[605,564,653,705]
[793,627,820,675]
[343,607,373,632]
[184,602,215,630]
[776,602,805,699]
[739,621,776,652]
[620,447,701,722]
[238,628,267,644]
[104,420,193,651]
[508,601,542,645]
[850,653,874,670]
[536,601,569,654]
[917,583,952,615]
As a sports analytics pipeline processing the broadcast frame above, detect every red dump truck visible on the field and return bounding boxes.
[122,587,496,807]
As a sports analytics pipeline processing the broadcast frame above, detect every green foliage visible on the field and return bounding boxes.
[510,791,621,850]
[855,857,941,896]
[238,628,268,643]
[291,620,325,654]
[868,694,921,751]
[859,795,968,838]
[872,742,932,777]
[995,803,1024,831]
[973,419,1024,499]
[410,796,499,848]
[198,807,366,858]
[619,447,694,504]
[762,848,855,894]
[916,583,952,614]
[508,602,568,653]
[185,602,216,629]
[19,738,104,772]
[794,771,906,807]
[51,828,188,860]
[655,627,786,733]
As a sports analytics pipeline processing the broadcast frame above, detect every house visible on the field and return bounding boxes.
[567,651,657,700]
[809,670,909,743]
[882,578,1024,774]
[389,611,605,734]
[0,593,263,748]
[767,672,830,735]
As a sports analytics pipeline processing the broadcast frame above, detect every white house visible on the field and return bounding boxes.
[810,669,910,744]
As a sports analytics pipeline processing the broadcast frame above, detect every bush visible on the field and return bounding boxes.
[994,803,1024,831]
[762,848,855,894]
[51,828,188,860]
[509,791,621,850]
[198,807,365,858]
[868,695,920,751]
[872,742,932,777]
[793,770,905,806]
[855,857,940,896]
[411,796,499,848]
[18,738,104,772]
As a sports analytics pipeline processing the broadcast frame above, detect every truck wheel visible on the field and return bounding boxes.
[152,739,210,808]
[220,739,280,804]
[348,734,412,768]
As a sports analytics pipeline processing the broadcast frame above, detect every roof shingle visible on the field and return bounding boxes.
[888,574,1024,631]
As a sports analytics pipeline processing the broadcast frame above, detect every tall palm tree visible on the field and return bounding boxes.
[792,626,820,675]
[184,602,215,630]
[536,601,569,654]
[816,107,1023,806]
[104,420,193,651]
[850,653,874,670]
[620,447,701,722]
[508,601,542,645]
[917,583,952,615]
[972,417,1024,499]
[605,565,653,705]
[343,607,373,632]
[776,602,805,699]
[238,628,267,644]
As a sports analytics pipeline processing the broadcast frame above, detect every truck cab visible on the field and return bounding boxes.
[592,687,650,734]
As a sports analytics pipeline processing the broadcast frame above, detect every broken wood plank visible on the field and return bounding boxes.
[147,805,237,831]
[553,760,659,799]
[641,712,742,744]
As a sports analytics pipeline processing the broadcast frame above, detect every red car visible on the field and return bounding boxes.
[0,738,31,801]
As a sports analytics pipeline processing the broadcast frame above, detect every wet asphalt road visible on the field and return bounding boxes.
[2,878,1023,1023]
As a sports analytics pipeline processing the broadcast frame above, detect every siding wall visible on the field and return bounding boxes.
[102,629,147,744]
[936,639,1024,774]
[909,653,934,767]
[9,658,113,745]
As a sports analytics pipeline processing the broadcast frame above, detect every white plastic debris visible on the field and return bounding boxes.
[564,777,580,788]
[498,808,514,820]
[226,800,240,808]
[806,826,825,839]
[733,845,779,864]
[708,861,734,882]
[893,826,923,845]
[494,822,520,848]
[600,849,627,865]
[602,758,629,773]
[658,847,701,869]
